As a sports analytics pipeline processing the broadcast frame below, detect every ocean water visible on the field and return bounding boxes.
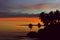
[0,17,43,40]
[0,37,38,40]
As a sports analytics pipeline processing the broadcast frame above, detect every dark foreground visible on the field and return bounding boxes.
[0,36,38,40]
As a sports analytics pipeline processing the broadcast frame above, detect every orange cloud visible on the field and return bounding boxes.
[0,17,43,24]
[18,4,55,10]
[0,17,44,33]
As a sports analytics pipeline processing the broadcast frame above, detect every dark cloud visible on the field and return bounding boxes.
[0,0,60,16]
[0,0,9,10]
[0,12,39,18]
[0,0,60,10]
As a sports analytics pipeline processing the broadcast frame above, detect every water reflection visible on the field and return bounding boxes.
[0,37,39,40]
[18,37,38,40]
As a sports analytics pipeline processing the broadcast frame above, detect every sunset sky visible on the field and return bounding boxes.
[0,0,60,14]
[0,0,60,36]
[0,17,44,36]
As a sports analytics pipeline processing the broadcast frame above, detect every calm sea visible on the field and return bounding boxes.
[0,17,43,40]
[0,36,39,40]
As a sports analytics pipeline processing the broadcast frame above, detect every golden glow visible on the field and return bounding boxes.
[0,17,44,33]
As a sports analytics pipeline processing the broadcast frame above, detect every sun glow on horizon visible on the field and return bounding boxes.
[0,17,44,33]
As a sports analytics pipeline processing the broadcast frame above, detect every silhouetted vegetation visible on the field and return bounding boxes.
[38,10,60,40]
[27,31,38,38]
[39,10,60,25]
[27,10,60,40]
[28,23,41,29]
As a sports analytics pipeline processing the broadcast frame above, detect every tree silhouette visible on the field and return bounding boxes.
[39,10,60,26]
[38,10,60,40]
[27,10,60,40]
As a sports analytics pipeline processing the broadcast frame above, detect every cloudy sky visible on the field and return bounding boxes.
[0,0,60,14]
